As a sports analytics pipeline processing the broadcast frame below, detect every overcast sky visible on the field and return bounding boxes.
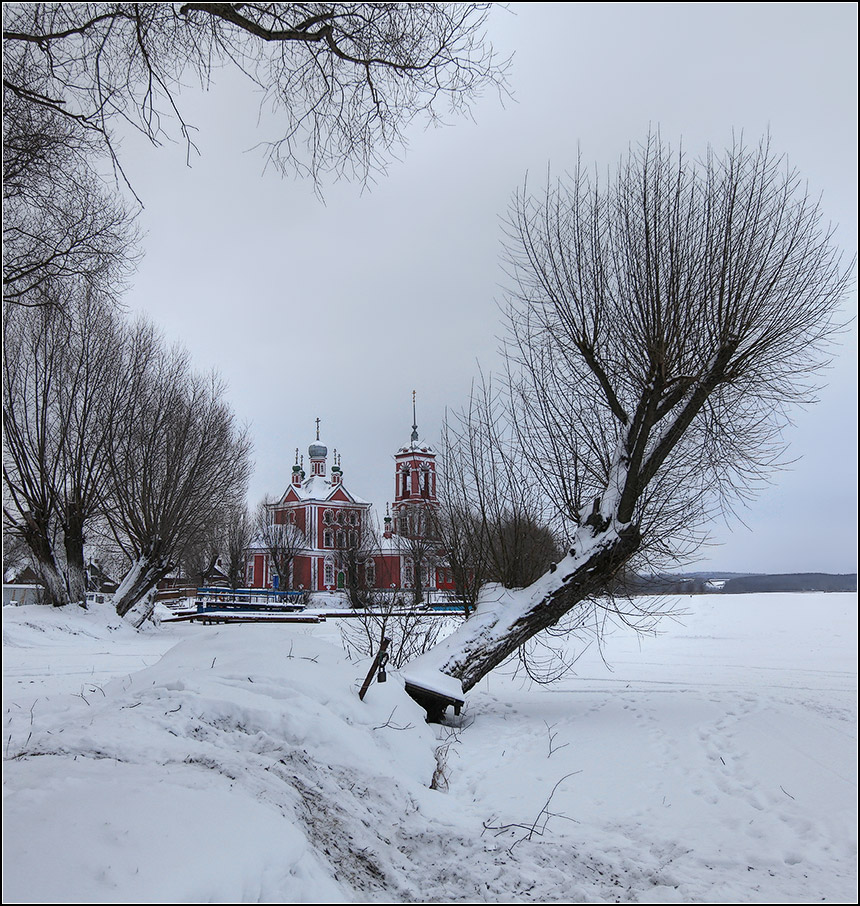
[119,2,857,575]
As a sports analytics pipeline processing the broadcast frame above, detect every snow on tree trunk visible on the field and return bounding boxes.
[66,561,88,608]
[34,554,71,608]
[63,504,87,607]
[63,529,88,606]
[113,556,170,627]
[404,520,641,694]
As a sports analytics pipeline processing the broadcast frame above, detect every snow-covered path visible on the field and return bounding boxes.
[2,593,856,903]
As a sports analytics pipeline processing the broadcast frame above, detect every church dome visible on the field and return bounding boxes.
[308,441,327,459]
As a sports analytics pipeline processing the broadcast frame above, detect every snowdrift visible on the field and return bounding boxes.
[4,624,445,902]
[3,595,857,903]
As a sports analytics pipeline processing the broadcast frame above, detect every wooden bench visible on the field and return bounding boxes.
[403,678,465,724]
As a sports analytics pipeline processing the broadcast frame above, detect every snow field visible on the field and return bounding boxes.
[2,593,857,903]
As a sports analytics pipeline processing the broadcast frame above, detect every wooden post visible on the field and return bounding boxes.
[358,637,391,701]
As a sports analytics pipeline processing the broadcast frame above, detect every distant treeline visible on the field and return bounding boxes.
[619,572,857,595]
[720,573,857,594]
[615,573,710,595]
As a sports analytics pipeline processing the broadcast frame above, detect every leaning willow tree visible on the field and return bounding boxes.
[408,134,852,695]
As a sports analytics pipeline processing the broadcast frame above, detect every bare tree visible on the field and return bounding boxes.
[2,45,140,309]
[3,291,126,605]
[178,530,223,589]
[340,591,446,670]
[4,4,505,312]
[2,522,31,580]
[428,498,485,616]
[106,323,252,624]
[330,511,379,607]
[222,503,255,590]
[435,376,564,608]
[253,496,306,591]
[3,304,66,604]
[392,501,443,608]
[433,415,492,615]
[53,294,129,604]
[2,3,507,188]
[407,133,851,696]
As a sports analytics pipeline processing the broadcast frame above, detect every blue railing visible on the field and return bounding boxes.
[195,587,307,613]
[197,587,306,599]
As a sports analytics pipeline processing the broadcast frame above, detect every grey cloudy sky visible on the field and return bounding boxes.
[119,2,857,575]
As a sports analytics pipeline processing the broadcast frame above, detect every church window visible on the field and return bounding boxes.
[324,558,334,586]
[323,509,333,524]
[365,559,376,587]
[324,530,333,548]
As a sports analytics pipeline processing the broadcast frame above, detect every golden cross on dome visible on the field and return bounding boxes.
[315,417,320,440]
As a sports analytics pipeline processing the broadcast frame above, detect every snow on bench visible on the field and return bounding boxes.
[401,668,465,723]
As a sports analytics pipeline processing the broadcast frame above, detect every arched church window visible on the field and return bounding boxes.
[323,509,333,524]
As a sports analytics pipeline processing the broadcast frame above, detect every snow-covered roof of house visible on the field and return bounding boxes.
[3,566,42,586]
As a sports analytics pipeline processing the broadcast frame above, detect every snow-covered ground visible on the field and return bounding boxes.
[2,593,856,903]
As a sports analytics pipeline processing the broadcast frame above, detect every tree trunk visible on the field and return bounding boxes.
[113,555,170,627]
[63,515,88,606]
[404,522,641,694]
[412,558,424,609]
[19,513,69,607]
[34,553,70,608]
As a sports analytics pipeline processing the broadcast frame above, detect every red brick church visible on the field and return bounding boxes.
[245,405,455,597]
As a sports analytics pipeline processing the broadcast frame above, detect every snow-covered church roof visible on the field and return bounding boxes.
[396,438,435,456]
[282,474,369,506]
